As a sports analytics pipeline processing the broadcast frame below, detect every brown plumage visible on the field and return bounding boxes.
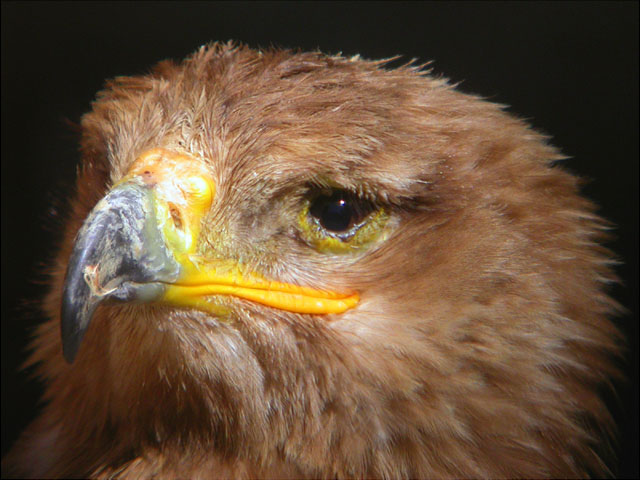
[3,42,620,478]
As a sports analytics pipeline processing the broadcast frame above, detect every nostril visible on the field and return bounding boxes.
[168,203,183,230]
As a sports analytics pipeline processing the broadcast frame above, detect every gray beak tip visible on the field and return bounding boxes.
[60,283,99,363]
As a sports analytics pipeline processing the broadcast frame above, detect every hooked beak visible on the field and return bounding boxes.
[61,149,359,362]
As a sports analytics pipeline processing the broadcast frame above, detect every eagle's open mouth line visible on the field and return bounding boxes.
[163,281,360,314]
[170,276,355,298]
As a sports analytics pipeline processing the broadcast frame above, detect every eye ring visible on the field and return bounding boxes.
[298,189,389,253]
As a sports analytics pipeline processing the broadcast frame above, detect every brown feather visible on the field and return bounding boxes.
[3,42,620,479]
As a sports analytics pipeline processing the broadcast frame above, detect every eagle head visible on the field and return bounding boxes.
[3,43,620,478]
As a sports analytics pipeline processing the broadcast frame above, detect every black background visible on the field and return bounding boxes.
[2,2,638,477]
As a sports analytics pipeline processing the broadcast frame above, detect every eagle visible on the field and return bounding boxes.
[2,42,620,478]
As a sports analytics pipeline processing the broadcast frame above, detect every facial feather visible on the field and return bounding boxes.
[3,42,620,479]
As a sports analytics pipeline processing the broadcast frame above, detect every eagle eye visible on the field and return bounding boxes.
[309,191,368,233]
[298,189,389,253]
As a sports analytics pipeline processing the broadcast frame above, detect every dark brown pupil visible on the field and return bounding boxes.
[309,191,356,232]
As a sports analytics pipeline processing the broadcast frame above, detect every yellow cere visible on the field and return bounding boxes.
[124,148,360,316]
[124,148,215,255]
[297,201,389,253]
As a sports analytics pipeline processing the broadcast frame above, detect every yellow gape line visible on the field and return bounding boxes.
[164,282,360,314]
